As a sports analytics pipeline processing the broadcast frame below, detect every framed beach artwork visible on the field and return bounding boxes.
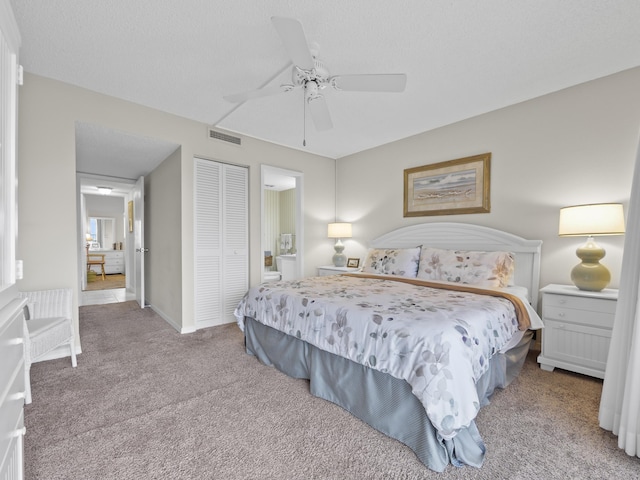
[403,153,491,217]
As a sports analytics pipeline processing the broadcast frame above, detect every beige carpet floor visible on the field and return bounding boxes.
[23,302,640,479]
[83,273,125,291]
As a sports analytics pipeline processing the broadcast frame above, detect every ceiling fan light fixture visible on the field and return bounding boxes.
[305,80,320,99]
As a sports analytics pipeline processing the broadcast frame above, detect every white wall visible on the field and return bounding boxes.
[338,67,640,291]
[145,147,182,327]
[279,188,296,252]
[263,188,297,256]
[16,73,336,340]
[264,189,280,263]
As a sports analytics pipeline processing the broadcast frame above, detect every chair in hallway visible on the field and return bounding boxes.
[86,247,106,280]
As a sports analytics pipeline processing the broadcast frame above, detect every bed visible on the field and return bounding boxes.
[234,222,543,471]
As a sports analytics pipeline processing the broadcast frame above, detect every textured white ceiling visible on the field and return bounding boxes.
[76,122,180,179]
[75,122,180,194]
[10,0,640,164]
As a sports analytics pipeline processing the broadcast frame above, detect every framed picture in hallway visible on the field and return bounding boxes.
[128,201,134,232]
[403,153,491,217]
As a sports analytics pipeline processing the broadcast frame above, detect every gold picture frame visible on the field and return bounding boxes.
[403,153,491,217]
[347,258,360,268]
[128,201,134,232]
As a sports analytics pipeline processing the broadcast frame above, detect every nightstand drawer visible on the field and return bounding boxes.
[543,293,616,315]
[543,305,615,329]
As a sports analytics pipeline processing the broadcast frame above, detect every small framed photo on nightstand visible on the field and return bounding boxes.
[347,258,360,268]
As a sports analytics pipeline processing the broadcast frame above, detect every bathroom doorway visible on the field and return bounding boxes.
[261,165,304,283]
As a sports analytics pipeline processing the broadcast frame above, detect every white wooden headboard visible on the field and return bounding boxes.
[370,223,543,309]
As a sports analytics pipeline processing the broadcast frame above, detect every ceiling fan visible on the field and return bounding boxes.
[223,16,407,134]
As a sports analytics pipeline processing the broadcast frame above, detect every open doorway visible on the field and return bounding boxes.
[75,121,180,306]
[261,165,304,283]
[78,175,136,304]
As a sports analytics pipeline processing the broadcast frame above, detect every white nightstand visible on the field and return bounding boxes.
[537,284,618,379]
[317,265,360,276]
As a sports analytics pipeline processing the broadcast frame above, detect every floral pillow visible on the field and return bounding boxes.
[417,247,515,288]
[362,247,421,277]
[417,247,465,283]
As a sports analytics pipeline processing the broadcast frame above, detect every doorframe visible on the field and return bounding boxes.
[76,173,136,295]
[260,165,304,281]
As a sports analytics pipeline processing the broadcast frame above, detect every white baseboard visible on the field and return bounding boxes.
[147,303,196,334]
[194,318,235,330]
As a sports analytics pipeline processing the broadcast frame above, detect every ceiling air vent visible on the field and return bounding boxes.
[208,128,241,146]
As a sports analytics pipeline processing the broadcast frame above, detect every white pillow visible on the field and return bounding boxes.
[417,247,514,288]
[362,247,421,277]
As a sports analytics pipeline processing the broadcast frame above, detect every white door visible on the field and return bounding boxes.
[194,160,221,327]
[194,159,248,328]
[222,164,249,321]
[133,176,146,308]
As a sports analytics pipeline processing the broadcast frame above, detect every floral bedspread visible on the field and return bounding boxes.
[234,274,526,439]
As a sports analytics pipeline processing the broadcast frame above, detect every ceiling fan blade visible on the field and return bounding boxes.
[224,84,295,103]
[307,95,333,131]
[331,73,407,92]
[271,16,315,71]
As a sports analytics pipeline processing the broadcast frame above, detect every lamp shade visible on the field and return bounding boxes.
[558,203,625,237]
[327,222,352,239]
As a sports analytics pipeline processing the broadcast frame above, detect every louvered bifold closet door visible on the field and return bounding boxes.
[194,159,222,328]
[194,159,248,328]
[222,164,248,322]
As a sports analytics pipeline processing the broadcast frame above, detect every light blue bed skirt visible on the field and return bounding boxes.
[244,317,533,472]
